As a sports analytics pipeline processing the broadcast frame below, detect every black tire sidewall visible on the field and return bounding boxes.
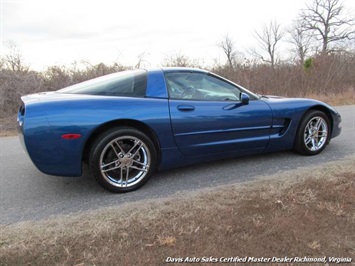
[294,110,330,155]
[89,127,157,193]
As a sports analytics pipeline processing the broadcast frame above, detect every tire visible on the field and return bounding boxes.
[89,127,157,193]
[294,110,330,156]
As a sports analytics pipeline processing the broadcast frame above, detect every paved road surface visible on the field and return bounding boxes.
[1,105,354,224]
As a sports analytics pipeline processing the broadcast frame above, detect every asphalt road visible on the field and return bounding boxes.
[1,105,354,224]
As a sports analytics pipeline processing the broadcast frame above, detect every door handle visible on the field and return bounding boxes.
[177,105,195,111]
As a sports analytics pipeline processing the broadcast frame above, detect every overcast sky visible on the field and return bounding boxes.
[1,0,354,70]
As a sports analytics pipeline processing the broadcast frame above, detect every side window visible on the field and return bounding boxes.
[165,72,241,101]
[58,70,147,97]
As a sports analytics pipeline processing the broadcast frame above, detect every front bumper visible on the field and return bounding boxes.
[331,112,342,139]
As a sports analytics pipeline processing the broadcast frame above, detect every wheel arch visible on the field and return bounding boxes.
[307,105,334,137]
[296,105,334,145]
[82,119,161,165]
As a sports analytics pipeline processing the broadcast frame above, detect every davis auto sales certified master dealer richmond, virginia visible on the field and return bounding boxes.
[165,256,352,263]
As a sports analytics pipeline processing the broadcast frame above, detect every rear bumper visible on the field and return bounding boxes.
[17,102,28,154]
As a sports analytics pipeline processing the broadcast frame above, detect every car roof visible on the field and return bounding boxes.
[145,67,209,74]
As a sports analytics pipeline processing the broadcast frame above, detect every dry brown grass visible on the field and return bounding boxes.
[306,88,355,106]
[1,156,354,266]
[0,116,17,137]
[0,130,17,137]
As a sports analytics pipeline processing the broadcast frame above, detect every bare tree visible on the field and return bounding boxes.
[218,35,237,70]
[289,20,313,64]
[135,50,150,68]
[2,41,29,72]
[162,52,193,67]
[300,0,355,54]
[253,21,285,68]
[0,57,4,70]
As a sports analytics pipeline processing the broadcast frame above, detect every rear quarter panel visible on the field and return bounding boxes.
[23,94,174,176]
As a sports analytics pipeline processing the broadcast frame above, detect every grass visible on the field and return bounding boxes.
[306,88,355,106]
[0,116,17,137]
[1,156,354,265]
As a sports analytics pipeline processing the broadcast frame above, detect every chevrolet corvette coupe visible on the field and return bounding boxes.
[18,68,342,192]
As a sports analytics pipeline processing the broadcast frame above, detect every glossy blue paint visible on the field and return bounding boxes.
[169,99,272,155]
[18,68,342,178]
[262,97,342,152]
[146,69,168,98]
[19,94,174,176]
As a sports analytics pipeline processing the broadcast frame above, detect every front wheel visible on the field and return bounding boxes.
[89,127,157,193]
[294,110,330,155]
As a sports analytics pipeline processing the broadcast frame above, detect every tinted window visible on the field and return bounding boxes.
[58,70,147,97]
[165,72,242,101]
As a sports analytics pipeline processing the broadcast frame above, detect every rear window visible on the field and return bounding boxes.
[58,70,147,97]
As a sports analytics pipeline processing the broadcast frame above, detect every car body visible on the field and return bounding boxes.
[17,68,342,192]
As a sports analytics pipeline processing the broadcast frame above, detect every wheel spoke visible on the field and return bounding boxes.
[305,124,311,133]
[317,130,327,137]
[130,165,148,172]
[132,145,144,159]
[101,160,120,172]
[114,140,126,154]
[311,138,318,150]
[133,159,149,167]
[102,164,121,173]
[131,160,149,172]
[315,118,322,130]
[305,135,312,145]
[110,143,120,158]
[119,167,123,183]
[127,140,143,153]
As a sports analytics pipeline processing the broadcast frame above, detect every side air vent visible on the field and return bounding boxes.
[271,118,291,136]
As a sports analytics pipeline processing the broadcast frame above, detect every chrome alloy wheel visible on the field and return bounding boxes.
[303,116,328,152]
[99,136,151,188]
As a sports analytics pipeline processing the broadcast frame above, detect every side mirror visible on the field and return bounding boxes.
[241,93,250,105]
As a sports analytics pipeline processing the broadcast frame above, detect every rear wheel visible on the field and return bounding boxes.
[89,127,157,193]
[294,110,330,155]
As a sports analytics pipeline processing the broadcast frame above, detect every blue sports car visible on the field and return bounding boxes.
[17,68,342,192]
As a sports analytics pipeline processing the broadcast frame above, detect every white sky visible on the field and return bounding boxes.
[1,0,355,70]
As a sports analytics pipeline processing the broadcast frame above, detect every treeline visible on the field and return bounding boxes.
[212,52,355,97]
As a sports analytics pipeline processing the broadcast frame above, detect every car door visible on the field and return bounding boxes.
[166,71,273,156]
